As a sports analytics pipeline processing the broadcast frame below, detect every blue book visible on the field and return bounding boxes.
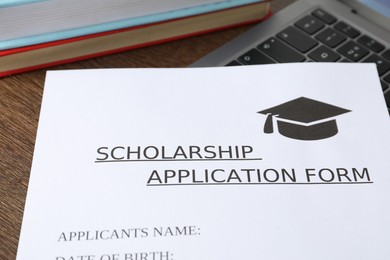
[0,0,45,8]
[0,0,266,50]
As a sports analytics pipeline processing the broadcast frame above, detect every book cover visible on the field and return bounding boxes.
[17,64,390,259]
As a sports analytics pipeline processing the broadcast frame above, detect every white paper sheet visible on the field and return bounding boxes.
[17,63,390,260]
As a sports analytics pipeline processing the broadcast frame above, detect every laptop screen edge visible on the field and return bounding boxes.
[340,0,390,32]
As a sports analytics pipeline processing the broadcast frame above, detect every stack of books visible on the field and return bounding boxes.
[0,0,271,77]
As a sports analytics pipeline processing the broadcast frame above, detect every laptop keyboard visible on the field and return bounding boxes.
[226,8,390,112]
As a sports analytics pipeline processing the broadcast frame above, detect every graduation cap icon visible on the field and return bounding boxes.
[258,97,351,141]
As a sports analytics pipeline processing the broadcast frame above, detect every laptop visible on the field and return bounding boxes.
[191,0,390,111]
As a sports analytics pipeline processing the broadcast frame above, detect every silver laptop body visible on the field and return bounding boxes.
[191,0,390,111]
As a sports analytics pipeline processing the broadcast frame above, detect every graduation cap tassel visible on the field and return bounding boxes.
[264,113,274,134]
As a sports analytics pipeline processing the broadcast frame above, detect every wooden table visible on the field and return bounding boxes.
[0,1,294,258]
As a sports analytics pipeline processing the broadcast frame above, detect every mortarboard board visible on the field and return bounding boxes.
[258,97,351,141]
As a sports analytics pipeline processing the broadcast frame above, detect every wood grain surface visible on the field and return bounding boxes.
[0,1,294,258]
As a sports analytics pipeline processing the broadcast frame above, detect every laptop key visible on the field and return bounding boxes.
[316,28,347,48]
[382,50,390,62]
[384,73,390,84]
[337,41,369,61]
[358,35,385,52]
[295,15,325,35]
[238,48,276,65]
[384,91,390,108]
[309,46,341,62]
[362,54,390,76]
[226,60,242,66]
[277,26,318,53]
[257,37,306,63]
[312,9,337,24]
[334,21,360,38]
[380,81,389,91]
